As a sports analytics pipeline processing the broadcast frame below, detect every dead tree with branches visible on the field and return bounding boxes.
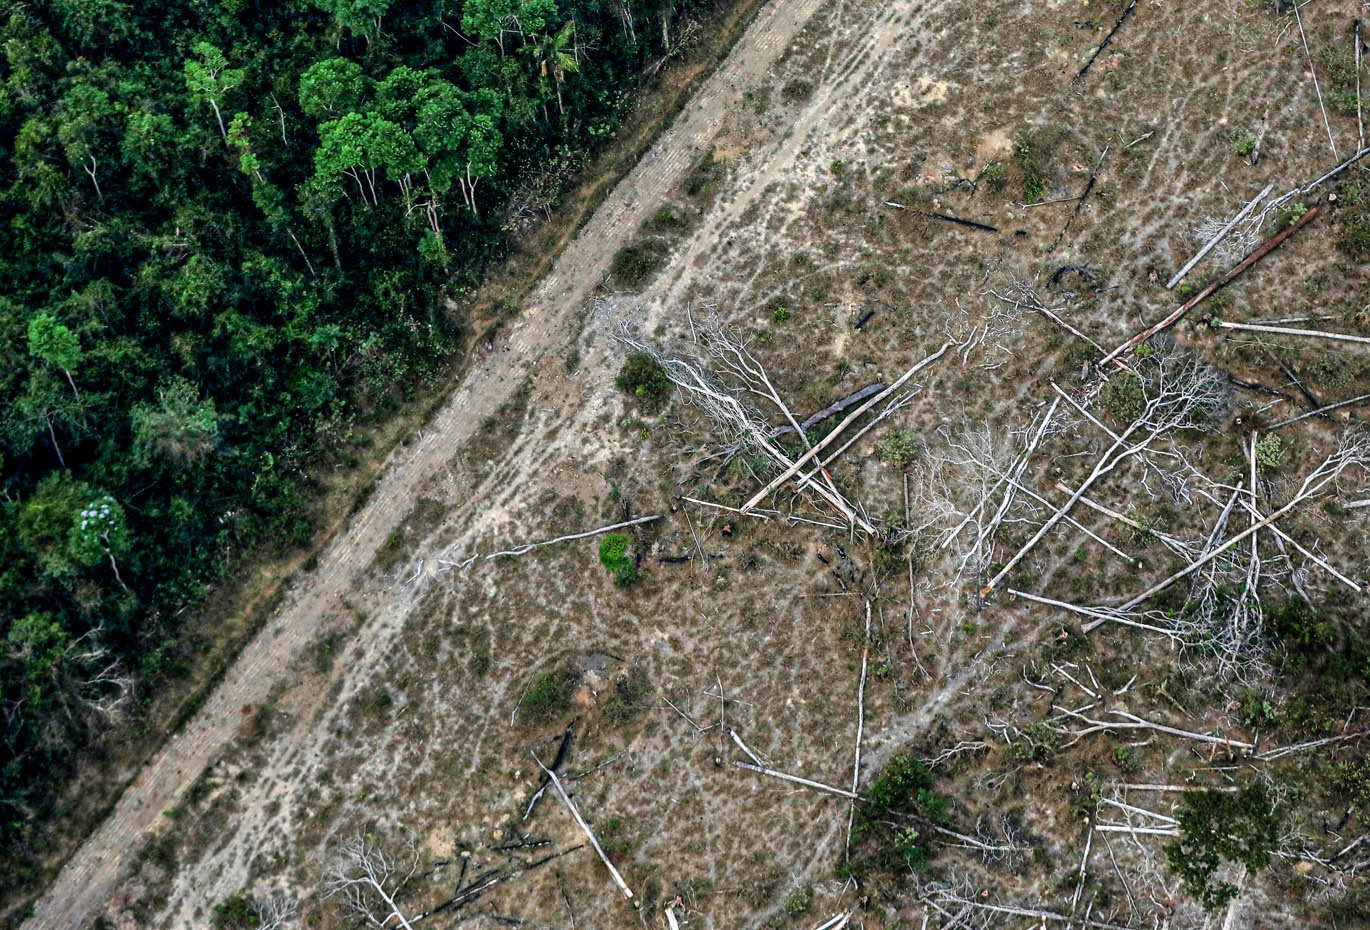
[322,834,421,930]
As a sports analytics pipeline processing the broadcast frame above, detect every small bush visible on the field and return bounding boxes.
[212,892,258,930]
[879,430,923,468]
[610,239,669,288]
[1165,784,1279,911]
[1253,434,1285,473]
[615,353,672,413]
[604,667,653,724]
[850,756,946,876]
[1100,370,1146,423]
[599,533,637,586]
[1231,129,1255,158]
[781,78,814,102]
[782,884,812,915]
[981,161,1007,191]
[771,305,790,323]
[520,667,579,723]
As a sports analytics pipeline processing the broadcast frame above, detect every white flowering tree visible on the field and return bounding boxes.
[69,495,131,592]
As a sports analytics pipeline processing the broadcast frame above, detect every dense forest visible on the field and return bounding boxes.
[0,0,713,890]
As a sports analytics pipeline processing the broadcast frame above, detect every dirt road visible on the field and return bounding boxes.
[20,2,828,928]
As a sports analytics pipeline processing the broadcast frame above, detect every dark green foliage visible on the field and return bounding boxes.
[1165,784,1279,910]
[1013,127,1062,204]
[211,891,258,930]
[1100,370,1146,423]
[848,756,946,876]
[0,0,716,889]
[615,353,672,413]
[519,667,579,723]
[610,238,670,288]
[598,533,637,586]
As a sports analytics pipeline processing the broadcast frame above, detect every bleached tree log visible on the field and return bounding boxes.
[1268,393,1370,430]
[534,756,635,900]
[1100,203,1325,365]
[1055,706,1253,751]
[1211,320,1370,346]
[1117,432,1370,610]
[486,515,662,560]
[731,760,860,799]
[1167,184,1274,289]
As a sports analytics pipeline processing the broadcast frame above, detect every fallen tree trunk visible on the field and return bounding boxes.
[1101,202,1324,365]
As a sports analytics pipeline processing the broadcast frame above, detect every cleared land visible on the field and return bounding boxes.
[31,1,1370,929]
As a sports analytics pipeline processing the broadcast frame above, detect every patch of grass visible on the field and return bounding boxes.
[1231,129,1255,158]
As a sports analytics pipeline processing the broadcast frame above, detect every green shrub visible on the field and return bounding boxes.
[520,668,579,723]
[981,161,1007,191]
[1253,434,1285,473]
[781,78,814,102]
[599,533,637,586]
[850,756,946,875]
[1100,370,1146,423]
[878,430,923,468]
[211,892,258,930]
[1013,128,1063,204]
[1231,129,1255,158]
[1165,784,1279,911]
[604,667,653,724]
[610,239,670,288]
[615,353,672,413]
[782,884,812,915]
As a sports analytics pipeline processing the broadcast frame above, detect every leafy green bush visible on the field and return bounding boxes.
[598,533,637,586]
[879,430,923,468]
[781,884,812,915]
[520,668,579,723]
[1231,129,1255,158]
[1165,784,1279,910]
[211,891,258,930]
[610,239,670,288]
[1014,129,1057,204]
[1253,434,1285,473]
[981,161,1007,192]
[615,353,672,413]
[849,756,946,876]
[781,78,814,102]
